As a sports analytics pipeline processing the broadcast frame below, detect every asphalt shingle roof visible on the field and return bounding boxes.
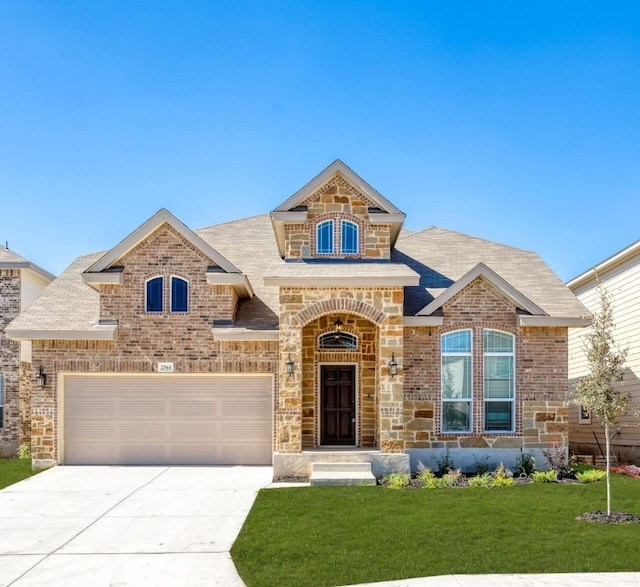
[7,214,587,336]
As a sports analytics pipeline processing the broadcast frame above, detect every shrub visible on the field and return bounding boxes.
[532,470,558,483]
[382,473,410,489]
[18,444,31,460]
[491,462,515,487]
[468,473,493,488]
[576,469,606,484]
[515,448,537,478]
[441,468,464,487]
[472,454,490,475]
[417,468,444,489]
[542,439,573,479]
[433,449,456,477]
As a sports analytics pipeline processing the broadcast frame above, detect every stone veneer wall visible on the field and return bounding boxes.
[0,270,21,454]
[277,286,404,454]
[283,176,391,260]
[301,315,377,448]
[403,278,569,453]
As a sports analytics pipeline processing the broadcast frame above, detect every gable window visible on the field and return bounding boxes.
[317,220,334,255]
[441,330,472,433]
[318,332,358,349]
[341,220,358,254]
[146,277,163,313]
[0,374,3,429]
[484,330,515,432]
[171,276,188,313]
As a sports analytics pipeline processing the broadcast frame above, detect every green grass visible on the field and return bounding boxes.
[0,458,39,490]
[231,474,640,587]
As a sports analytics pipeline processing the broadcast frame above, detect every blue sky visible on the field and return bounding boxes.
[1,1,639,282]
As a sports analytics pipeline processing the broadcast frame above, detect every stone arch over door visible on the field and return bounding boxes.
[293,298,386,328]
[300,313,378,449]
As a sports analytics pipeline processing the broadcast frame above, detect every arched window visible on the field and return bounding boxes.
[483,330,515,432]
[341,220,358,254]
[145,277,163,313]
[441,330,472,433]
[171,276,188,313]
[318,332,358,349]
[316,220,334,255]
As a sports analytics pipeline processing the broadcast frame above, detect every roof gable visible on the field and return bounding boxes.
[417,262,546,317]
[270,160,406,257]
[84,209,242,274]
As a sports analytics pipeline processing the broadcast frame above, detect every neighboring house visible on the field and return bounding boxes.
[0,246,55,456]
[7,161,589,474]
[567,240,640,465]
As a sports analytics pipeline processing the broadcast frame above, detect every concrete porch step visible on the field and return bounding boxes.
[309,462,377,486]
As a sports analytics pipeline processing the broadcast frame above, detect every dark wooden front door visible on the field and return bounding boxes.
[320,365,356,445]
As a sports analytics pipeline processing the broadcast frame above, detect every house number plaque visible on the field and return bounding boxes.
[157,362,174,373]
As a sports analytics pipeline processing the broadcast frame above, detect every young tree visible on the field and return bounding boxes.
[572,285,628,516]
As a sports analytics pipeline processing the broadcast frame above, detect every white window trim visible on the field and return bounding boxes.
[483,329,516,434]
[341,220,359,255]
[170,275,189,314]
[0,374,4,429]
[316,220,334,255]
[579,406,591,424]
[145,276,163,313]
[441,329,473,434]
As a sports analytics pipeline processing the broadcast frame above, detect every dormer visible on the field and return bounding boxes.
[271,160,406,260]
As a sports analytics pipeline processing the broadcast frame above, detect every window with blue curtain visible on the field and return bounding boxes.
[146,277,163,312]
[316,220,334,254]
[341,220,358,254]
[171,277,188,313]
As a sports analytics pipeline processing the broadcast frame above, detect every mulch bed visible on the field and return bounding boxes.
[577,511,640,524]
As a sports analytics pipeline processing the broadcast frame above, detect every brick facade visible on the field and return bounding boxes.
[29,226,279,463]
[0,270,21,455]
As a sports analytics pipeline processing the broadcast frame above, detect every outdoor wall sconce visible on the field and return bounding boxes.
[389,353,398,377]
[333,317,344,332]
[285,354,294,376]
[36,365,47,387]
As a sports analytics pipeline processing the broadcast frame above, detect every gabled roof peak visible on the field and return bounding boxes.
[83,208,242,275]
[274,159,404,215]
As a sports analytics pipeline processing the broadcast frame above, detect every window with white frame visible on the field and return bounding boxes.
[171,276,188,313]
[341,220,358,254]
[441,330,472,432]
[318,332,358,349]
[145,277,163,313]
[483,329,515,432]
[316,220,334,255]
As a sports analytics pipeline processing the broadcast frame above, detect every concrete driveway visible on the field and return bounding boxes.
[0,465,273,587]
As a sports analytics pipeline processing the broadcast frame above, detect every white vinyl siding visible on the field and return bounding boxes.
[63,374,272,465]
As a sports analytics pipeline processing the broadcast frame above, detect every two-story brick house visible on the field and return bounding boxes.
[0,246,54,456]
[7,161,589,474]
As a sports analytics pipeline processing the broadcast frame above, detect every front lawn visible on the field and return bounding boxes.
[0,458,39,490]
[232,473,640,587]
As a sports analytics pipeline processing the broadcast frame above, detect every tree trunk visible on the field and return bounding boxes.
[605,422,611,516]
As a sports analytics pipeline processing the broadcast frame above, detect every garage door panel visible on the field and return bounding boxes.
[64,374,272,465]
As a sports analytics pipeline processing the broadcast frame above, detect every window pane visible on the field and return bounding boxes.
[0,374,3,429]
[442,330,471,353]
[146,277,163,312]
[485,401,513,431]
[443,401,471,432]
[171,277,188,312]
[317,221,334,254]
[484,330,513,352]
[484,356,514,398]
[341,221,358,254]
[319,332,358,349]
[442,356,471,399]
